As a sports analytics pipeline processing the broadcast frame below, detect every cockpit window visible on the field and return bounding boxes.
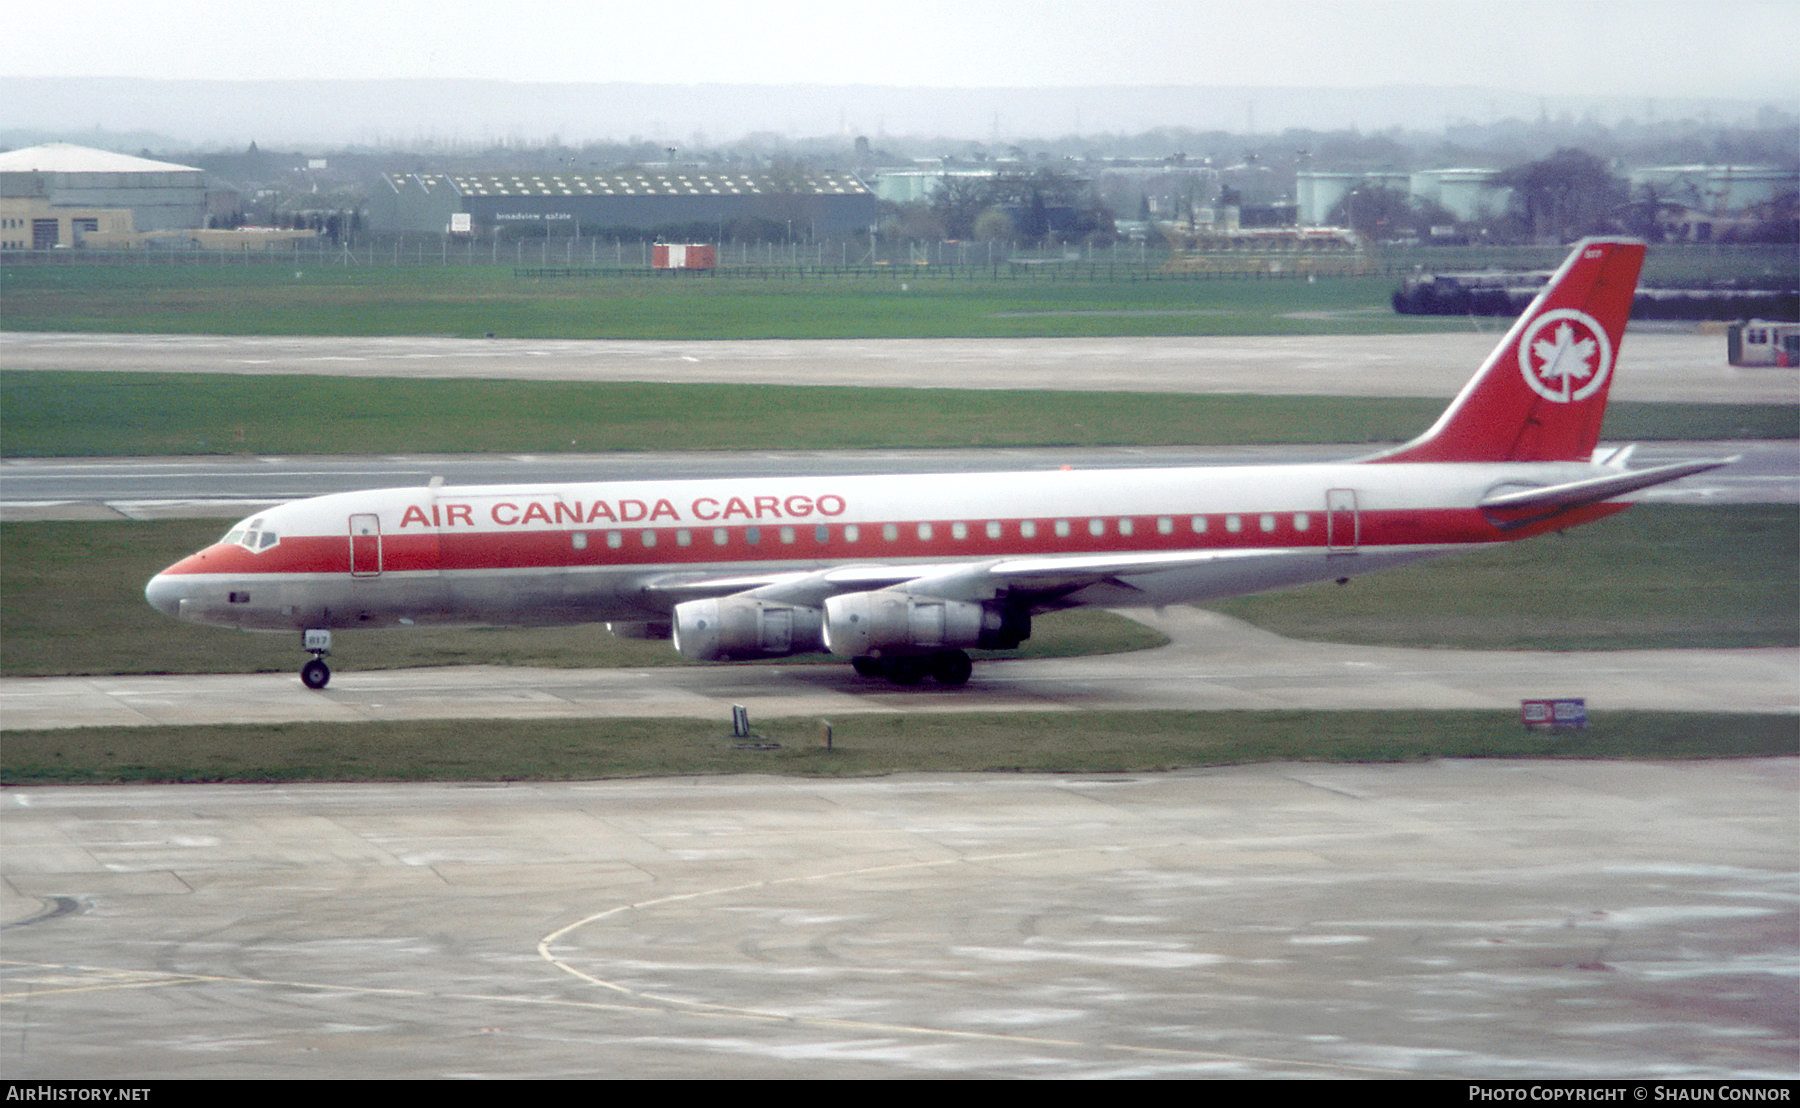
[222,518,279,553]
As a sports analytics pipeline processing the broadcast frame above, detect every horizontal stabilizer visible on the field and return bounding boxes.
[1479,458,1736,513]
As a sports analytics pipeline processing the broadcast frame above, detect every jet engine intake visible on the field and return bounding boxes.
[822,591,1028,657]
[672,597,826,662]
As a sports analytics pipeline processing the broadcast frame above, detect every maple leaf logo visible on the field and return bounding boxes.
[1530,322,1598,397]
[1517,310,1612,404]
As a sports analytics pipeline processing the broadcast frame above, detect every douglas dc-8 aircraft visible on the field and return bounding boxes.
[147,237,1729,689]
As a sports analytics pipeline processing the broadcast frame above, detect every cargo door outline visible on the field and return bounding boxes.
[349,513,382,577]
[1326,488,1360,554]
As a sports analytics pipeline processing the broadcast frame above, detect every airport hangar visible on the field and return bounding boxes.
[369,168,880,239]
[0,142,208,249]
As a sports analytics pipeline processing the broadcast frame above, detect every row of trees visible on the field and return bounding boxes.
[941,149,1797,246]
[910,168,1115,246]
[1489,148,1796,243]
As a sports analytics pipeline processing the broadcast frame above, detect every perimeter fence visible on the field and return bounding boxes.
[3,239,1791,287]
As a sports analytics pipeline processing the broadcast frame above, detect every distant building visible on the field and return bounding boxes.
[1294,171,1410,226]
[866,167,995,205]
[369,168,878,238]
[1629,165,1799,242]
[0,143,207,236]
[1407,169,1510,224]
[1630,165,1796,215]
[0,196,135,250]
[1094,162,1219,225]
[1295,168,1510,228]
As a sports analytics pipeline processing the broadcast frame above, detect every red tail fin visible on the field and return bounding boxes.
[1373,237,1646,464]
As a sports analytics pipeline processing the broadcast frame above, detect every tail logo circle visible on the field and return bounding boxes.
[1518,309,1613,403]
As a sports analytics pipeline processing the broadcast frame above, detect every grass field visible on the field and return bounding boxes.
[3,709,1793,785]
[2,505,1791,680]
[6,243,1792,341]
[1,264,1469,340]
[3,371,1792,458]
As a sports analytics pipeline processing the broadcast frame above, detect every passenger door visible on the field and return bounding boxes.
[349,513,382,577]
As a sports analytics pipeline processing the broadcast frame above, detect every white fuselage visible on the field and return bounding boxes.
[145,457,1619,634]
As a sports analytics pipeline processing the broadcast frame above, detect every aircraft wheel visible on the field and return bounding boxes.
[930,650,972,686]
[301,659,331,690]
[885,657,928,686]
[851,656,885,678]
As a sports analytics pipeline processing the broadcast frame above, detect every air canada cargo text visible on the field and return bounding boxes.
[398,494,850,530]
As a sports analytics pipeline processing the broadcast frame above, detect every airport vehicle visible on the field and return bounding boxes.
[145,237,1729,689]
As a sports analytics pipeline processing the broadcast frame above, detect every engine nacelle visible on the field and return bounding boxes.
[822,591,1028,657]
[671,597,826,662]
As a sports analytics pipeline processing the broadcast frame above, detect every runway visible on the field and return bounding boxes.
[4,760,1794,1078]
[5,328,1796,405]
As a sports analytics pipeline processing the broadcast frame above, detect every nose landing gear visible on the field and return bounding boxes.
[301,629,332,690]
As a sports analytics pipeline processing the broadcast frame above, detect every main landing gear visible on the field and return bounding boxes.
[852,649,973,687]
[300,629,332,690]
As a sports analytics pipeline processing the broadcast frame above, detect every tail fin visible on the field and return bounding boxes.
[1372,237,1645,464]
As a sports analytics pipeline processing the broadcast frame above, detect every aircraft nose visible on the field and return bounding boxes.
[144,572,187,620]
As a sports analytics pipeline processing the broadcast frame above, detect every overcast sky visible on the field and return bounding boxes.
[4,0,1793,101]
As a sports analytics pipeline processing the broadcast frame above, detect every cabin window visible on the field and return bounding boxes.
[606,531,623,549]
[1054,519,1071,538]
[844,524,861,542]
[1020,520,1038,539]
[1190,516,1207,533]
[713,528,728,546]
[1118,518,1134,537]
[882,523,899,542]
[986,521,1002,539]
[745,526,761,545]
[1260,514,1276,532]
[1294,513,1311,532]
[951,521,967,540]
[815,525,829,544]
[676,529,692,546]
[572,532,588,550]
[640,530,657,548]
[779,526,795,544]
[1226,515,1243,533]
[1157,516,1174,535]
[917,522,934,541]
[1088,518,1106,537]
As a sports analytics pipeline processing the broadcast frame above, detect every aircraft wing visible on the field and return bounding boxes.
[641,548,1280,611]
[640,564,924,605]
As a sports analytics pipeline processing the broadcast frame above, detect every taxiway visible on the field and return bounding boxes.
[4,760,1794,1078]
